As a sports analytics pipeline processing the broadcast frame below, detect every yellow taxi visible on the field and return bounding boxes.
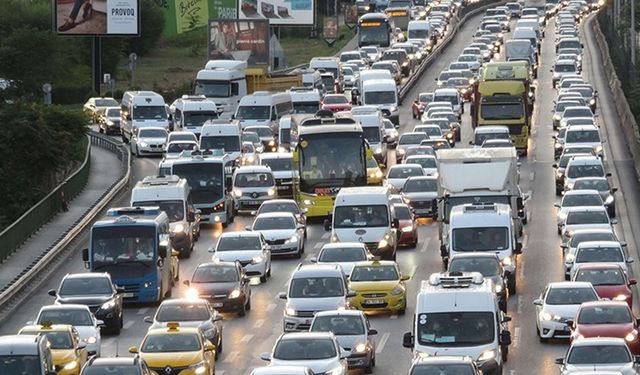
[348,259,410,315]
[366,157,384,185]
[18,322,87,375]
[130,322,216,375]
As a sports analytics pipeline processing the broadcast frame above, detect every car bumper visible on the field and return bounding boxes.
[94,309,120,328]
[201,296,246,313]
[137,145,164,154]
[538,319,572,338]
[348,352,373,369]
[350,293,406,312]
[235,197,272,211]
[243,262,267,277]
[200,210,228,224]
[283,315,315,331]
[171,231,192,252]
[398,230,417,245]
[268,243,301,256]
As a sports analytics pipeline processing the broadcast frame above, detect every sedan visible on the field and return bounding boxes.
[255,200,307,235]
[555,337,640,375]
[97,106,121,135]
[396,133,429,162]
[394,203,418,248]
[321,94,352,112]
[32,304,103,356]
[311,242,371,277]
[130,127,168,156]
[572,263,636,308]
[567,240,633,280]
[569,301,640,354]
[401,176,438,218]
[560,206,617,244]
[84,97,119,122]
[249,212,305,258]
[555,190,605,234]
[449,253,509,312]
[403,155,438,176]
[385,164,424,192]
[210,232,272,283]
[571,177,617,218]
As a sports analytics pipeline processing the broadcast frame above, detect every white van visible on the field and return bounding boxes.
[130,175,198,257]
[120,91,170,143]
[350,106,388,166]
[288,87,321,114]
[326,186,399,261]
[471,126,511,146]
[171,95,219,139]
[309,57,341,85]
[199,122,242,163]
[259,152,294,198]
[403,272,512,374]
[360,79,400,125]
[234,91,293,130]
[407,20,433,48]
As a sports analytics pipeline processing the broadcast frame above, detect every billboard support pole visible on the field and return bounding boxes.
[92,36,102,95]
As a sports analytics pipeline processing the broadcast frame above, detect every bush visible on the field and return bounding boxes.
[128,0,166,55]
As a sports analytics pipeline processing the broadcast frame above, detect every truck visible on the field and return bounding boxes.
[471,61,533,155]
[433,148,525,259]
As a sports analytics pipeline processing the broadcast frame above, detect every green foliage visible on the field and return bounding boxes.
[128,0,166,55]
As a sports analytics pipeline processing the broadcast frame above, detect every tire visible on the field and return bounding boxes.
[502,346,508,362]
[409,240,417,249]
[294,250,302,259]
[266,266,271,277]
[238,304,246,317]
[260,275,267,283]
[222,221,228,228]
[507,274,516,295]
[398,307,406,315]
[246,297,251,311]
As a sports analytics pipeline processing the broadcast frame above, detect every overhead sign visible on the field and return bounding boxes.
[238,0,314,25]
[208,19,270,66]
[54,0,140,35]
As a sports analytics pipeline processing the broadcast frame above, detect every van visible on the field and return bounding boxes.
[433,88,462,119]
[350,106,388,166]
[259,152,294,198]
[512,27,540,55]
[0,335,55,375]
[232,165,277,211]
[301,70,325,95]
[471,126,511,146]
[309,57,342,86]
[278,114,313,152]
[200,122,242,163]
[130,175,198,257]
[234,91,293,131]
[505,39,537,74]
[403,272,512,374]
[360,79,400,125]
[326,186,399,261]
[120,91,170,143]
[406,20,433,47]
[171,95,219,139]
[288,87,321,114]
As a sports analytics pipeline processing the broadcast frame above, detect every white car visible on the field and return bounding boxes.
[555,337,640,375]
[164,140,198,159]
[260,332,349,375]
[413,125,443,140]
[560,206,617,243]
[403,155,438,176]
[249,212,305,258]
[533,281,599,342]
[555,190,605,232]
[567,241,633,280]
[385,164,424,192]
[32,304,102,356]
[130,127,168,156]
[210,231,272,283]
[251,366,314,375]
[311,243,371,277]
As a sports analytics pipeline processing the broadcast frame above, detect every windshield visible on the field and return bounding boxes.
[574,179,610,191]
[404,178,437,192]
[236,105,270,120]
[410,365,475,375]
[200,135,240,153]
[578,305,631,324]
[481,103,525,119]
[172,163,223,201]
[261,158,292,172]
[253,216,295,230]
[434,94,459,106]
[142,333,201,353]
[246,127,273,138]
[334,205,389,228]
[546,287,598,305]
[257,202,298,215]
[364,91,397,105]
[417,312,494,346]
[564,108,593,118]
[133,106,167,120]
[166,143,197,154]
[400,133,428,145]
[131,200,184,222]
[351,265,399,281]
[562,194,603,207]
[408,29,429,39]
[19,331,72,349]
[183,112,218,127]
[234,172,274,187]
[576,247,624,263]
[96,99,119,107]
[293,101,320,114]
[566,130,600,143]
[217,236,261,251]
[555,64,576,72]
[139,129,167,138]
[194,80,231,98]
[388,166,422,179]
[0,356,45,374]
[298,132,366,193]
[475,131,510,144]
[575,268,625,285]
[362,127,381,143]
[193,265,238,283]
[395,205,412,220]
[452,227,509,251]
[568,345,631,364]
[274,338,337,360]
[91,226,156,267]
[289,277,344,298]
[449,257,500,277]
[106,108,120,116]
[319,247,366,262]
[243,132,261,144]
[407,157,437,169]
[156,303,210,322]
[38,309,93,326]
[567,164,605,179]
[311,315,364,335]
[416,126,442,137]
[59,277,112,296]
[83,366,143,375]
[566,210,609,224]
[324,95,348,104]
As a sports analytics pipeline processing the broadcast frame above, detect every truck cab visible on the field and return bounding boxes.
[194,60,248,117]
[199,121,242,163]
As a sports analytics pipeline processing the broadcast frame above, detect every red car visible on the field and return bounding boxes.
[572,263,636,308]
[393,203,418,248]
[321,94,351,112]
[411,92,434,119]
[569,301,640,354]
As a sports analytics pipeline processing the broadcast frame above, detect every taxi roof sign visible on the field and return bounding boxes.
[166,322,180,330]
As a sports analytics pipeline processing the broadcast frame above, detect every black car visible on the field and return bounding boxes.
[49,273,124,334]
[80,356,153,374]
[183,261,252,316]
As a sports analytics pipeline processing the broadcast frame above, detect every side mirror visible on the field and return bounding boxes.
[26,320,34,325]
[611,218,619,224]
[128,346,139,354]
[187,212,195,222]
[144,316,153,324]
[612,188,618,193]
[499,330,512,346]
[214,314,223,322]
[47,289,56,297]
[402,332,414,348]
[347,290,357,298]
[309,256,318,263]
[515,242,523,254]
[468,141,473,145]
[82,248,89,262]
[552,163,558,168]
[245,226,252,231]
[635,355,640,364]
[158,243,168,258]
[369,329,378,335]
[116,286,126,294]
[260,352,271,361]
[629,279,637,286]
[554,357,564,365]
[517,196,524,210]
[627,257,635,264]
[278,292,287,300]
[204,342,216,352]
[392,218,400,228]
[533,299,543,306]
[96,320,106,328]
[400,274,410,281]
[323,218,332,231]
[566,319,574,328]
[606,172,612,177]
[553,203,561,208]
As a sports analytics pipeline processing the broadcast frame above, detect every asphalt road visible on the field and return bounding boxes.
[3,2,640,375]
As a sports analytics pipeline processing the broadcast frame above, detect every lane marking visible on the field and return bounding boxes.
[517,296,523,314]
[266,303,276,312]
[376,332,390,354]
[123,320,135,330]
[137,307,149,315]
[314,242,323,249]
[529,172,535,181]
[321,232,330,240]
[513,326,521,348]
[410,265,418,277]
[240,334,254,343]
[389,314,398,320]
[253,319,264,329]
[223,351,239,363]
[420,237,431,253]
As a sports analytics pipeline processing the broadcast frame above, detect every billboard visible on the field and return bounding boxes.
[238,0,314,25]
[208,19,269,66]
[54,0,139,35]
[158,0,238,37]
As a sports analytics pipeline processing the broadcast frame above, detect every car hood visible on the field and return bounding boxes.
[387,177,408,189]
[258,229,296,241]
[544,304,582,319]
[142,351,204,368]
[318,261,358,277]
[334,227,388,243]
[139,136,167,144]
[335,335,367,351]
[288,297,347,311]
[564,223,612,235]
[150,320,210,332]
[350,280,399,292]
[192,282,238,297]
[51,349,78,366]
[213,250,261,262]
[269,358,341,374]
[75,326,99,341]
[404,191,437,200]
[56,295,112,306]
[594,285,631,300]
[564,363,635,374]
[422,168,438,176]
[134,120,168,128]
[577,322,634,338]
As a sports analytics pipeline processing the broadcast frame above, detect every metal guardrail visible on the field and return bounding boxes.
[0,131,131,306]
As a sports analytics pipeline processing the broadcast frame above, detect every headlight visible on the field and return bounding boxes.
[326,366,344,375]
[501,256,513,267]
[477,349,497,362]
[390,106,398,112]
[303,199,313,206]
[446,132,453,139]
[86,336,97,344]
[364,5,370,10]
[244,155,255,163]
[186,288,200,299]
[565,254,576,263]
[252,255,263,264]
[229,289,241,299]
[285,234,299,244]
[101,300,116,310]
[267,188,276,196]
[378,239,388,248]
[540,311,560,321]
[495,284,503,293]
[594,145,603,154]
[285,307,296,316]
[589,99,596,105]
[172,224,185,233]
[605,195,614,204]
[354,343,368,353]
[566,182,575,190]
[553,73,560,78]
[375,170,383,178]
[555,142,563,149]
[139,141,148,147]
[233,189,243,198]
[398,148,405,154]
[553,114,561,121]
[626,330,638,342]
[401,226,413,233]
[188,360,207,373]
[375,147,382,154]
[614,294,628,301]
[558,211,568,221]
[63,361,78,370]
[331,234,339,242]
[268,140,275,146]
[107,120,114,126]
[391,285,405,295]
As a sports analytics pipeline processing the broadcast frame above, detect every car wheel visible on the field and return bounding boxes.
[266,265,272,277]
[238,304,246,317]
[246,297,251,311]
[507,274,516,295]
[260,274,267,283]
[502,346,508,362]
[294,249,302,259]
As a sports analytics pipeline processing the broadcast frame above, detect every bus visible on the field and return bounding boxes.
[293,117,371,218]
[385,7,411,31]
[358,13,395,48]
[82,207,176,303]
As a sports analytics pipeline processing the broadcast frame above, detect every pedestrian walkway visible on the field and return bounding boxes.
[0,145,122,289]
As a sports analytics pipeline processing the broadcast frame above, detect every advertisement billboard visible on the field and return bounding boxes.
[238,0,314,25]
[208,19,269,66]
[157,0,238,37]
[54,0,139,35]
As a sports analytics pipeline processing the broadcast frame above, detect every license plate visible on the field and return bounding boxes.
[365,299,384,304]
[212,302,223,307]
[246,200,262,205]
[305,319,312,324]
[276,186,288,190]
[123,293,134,298]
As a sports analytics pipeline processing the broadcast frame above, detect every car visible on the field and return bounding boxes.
[413,124,443,140]
[533,281,599,342]
[403,155,438,176]
[243,131,265,153]
[163,140,198,159]
[568,83,598,111]
[48,273,124,334]
[408,355,482,375]
[401,146,436,162]
[555,190,605,233]
[560,206,617,244]
[482,139,514,149]
[183,261,251,316]
[552,100,583,129]
[425,112,462,141]
[245,125,278,152]
[568,301,640,354]
[348,259,409,315]
[130,322,216,374]
[553,153,592,195]
[555,337,640,375]
[572,263,636,308]
[84,97,119,122]
[396,132,429,162]
[248,212,305,258]
[382,119,399,147]
[210,231,272,283]
[401,176,438,218]
[310,310,377,373]
[250,366,314,375]
[551,59,578,87]
[258,152,294,197]
[254,199,307,236]
[278,264,353,332]
[321,94,352,112]
[18,323,88,375]
[412,92,434,118]
[563,125,604,159]
[366,157,384,185]
[385,164,424,192]
[449,253,509,313]
[260,332,349,375]
[559,107,596,130]
[143,298,223,356]
[394,203,418,248]
[567,241,633,280]
[231,165,277,212]
[130,127,168,157]
[561,227,622,260]
[80,356,153,374]
[31,305,102,357]
[571,177,617,218]
[311,242,371,277]
[96,106,121,135]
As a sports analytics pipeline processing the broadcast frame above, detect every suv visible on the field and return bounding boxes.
[278,264,354,332]
[80,356,153,374]
[0,334,55,375]
[232,165,277,212]
[259,153,294,198]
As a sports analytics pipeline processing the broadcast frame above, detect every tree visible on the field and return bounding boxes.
[128,0,166,55]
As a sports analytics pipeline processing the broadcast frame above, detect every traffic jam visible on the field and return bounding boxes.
[1,0,633,374]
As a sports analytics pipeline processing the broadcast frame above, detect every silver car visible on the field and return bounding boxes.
[555,337,640,375]
[385,164,424,192]
[249,212,305,258]
[32,304,102,356]
[311,243,371,277]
